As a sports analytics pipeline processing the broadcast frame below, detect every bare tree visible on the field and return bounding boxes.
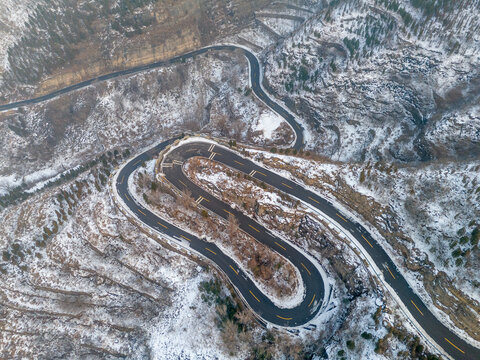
[235,309,255,328]
[214,114,229,137]
[228,213,239,239]
[221,319,239,354]
[137,171,151,189]
[276,333,303,360]
[176,188,193,210]
[216,304,227,319]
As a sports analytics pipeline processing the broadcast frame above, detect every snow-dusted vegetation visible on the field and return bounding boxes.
[0,0,478,358]
[250,148,479,344]
[264,0,480,163]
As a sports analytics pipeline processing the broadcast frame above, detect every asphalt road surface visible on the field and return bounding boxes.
[1,41,477,359]
[116,137,324,327]
[0,45,303,149]
[116,139,479,360]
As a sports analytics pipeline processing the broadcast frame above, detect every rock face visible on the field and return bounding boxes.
[299,215,369,298]
[0,0,272,101]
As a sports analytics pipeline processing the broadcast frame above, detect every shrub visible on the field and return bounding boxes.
[375,338,387,354]
[201,209,208,218]
[343,37,360,56]
[298,65,309,82]
[373,306,382,325]
[451,248,461,257]
[359,170,366,183]
[2,251,11,261]
[346,340,355,350]
[330,60,337,72]
[285,80,294,93]
[361,332,373,340]
[459,236,469,244]
[471,227,479,246]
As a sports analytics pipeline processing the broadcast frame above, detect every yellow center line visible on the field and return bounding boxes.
[256,171,267,177]
[229,265,238,275]
[157,222,168,229]
[134,160,141,166]
[121,175,125,183]
[197,196,209,204]
[308,196,320,204]
[281,182,293,189]
[386,265,396,280]
[234,160,245,166]
[205,247,217,255]
[411,300,423,316]
[125,194,130,201]
[249,290,260,303]
[138,209,146,216]
[362,235,373,248]
[181,235,191,241]
[178,180,187,187]
[276,315,292,321]
[275,242,286,251]
[301,263,311,276]
[444,338,464,354]
[336,213,348,222]
[248,224,260,232]
[223,209,234,216]
[308,294,316,307]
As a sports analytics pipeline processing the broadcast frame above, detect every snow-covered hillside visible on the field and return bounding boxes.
[264,0,480,163]
[0,0,478,358]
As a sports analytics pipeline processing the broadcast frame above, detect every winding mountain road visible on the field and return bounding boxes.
[116,138,478,360]
[1,43,478,360]
[0,45,303,149]
[116,139,324,327]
